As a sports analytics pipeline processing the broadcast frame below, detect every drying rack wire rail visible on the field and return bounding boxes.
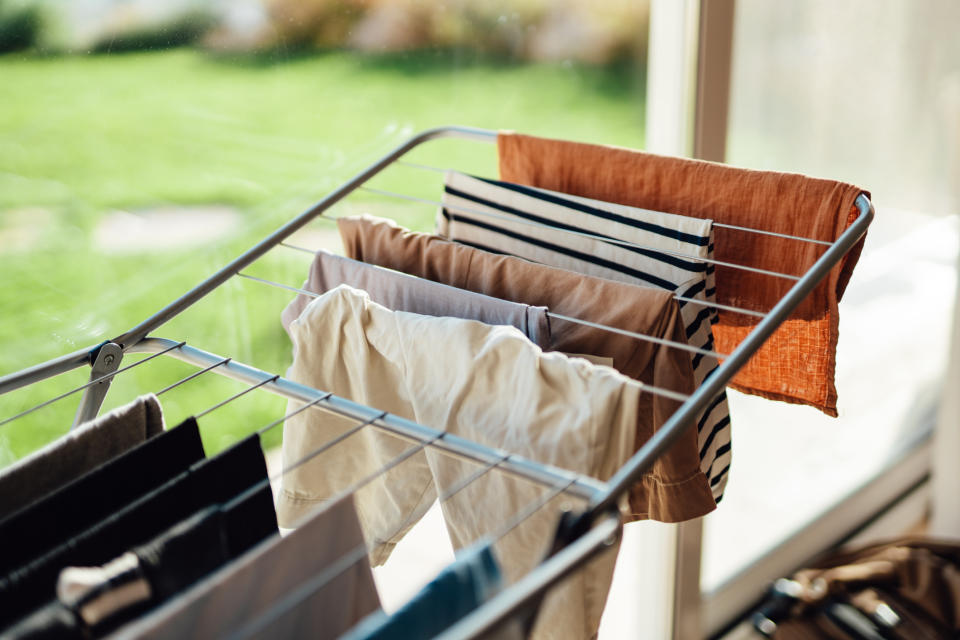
[126,337,607,504]
[0,126,498,399]
[0,125,874,638]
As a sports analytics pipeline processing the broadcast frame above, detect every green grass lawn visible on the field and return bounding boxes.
[0,47,645,464]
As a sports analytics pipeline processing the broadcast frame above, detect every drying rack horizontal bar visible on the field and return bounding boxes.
[0,344,100,396]
[126,336,607,504]
[0,341,184,428]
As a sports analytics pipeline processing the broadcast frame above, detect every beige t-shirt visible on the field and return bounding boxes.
[279,285,637,640]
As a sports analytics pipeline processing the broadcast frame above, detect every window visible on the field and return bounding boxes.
[700,1,960,633]
[0,0,651,457]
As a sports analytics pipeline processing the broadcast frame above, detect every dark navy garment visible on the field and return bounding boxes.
[0,423,272,631]
[0,605,79,640]
[343,541,503,640]
[2,484,277,639]
[0,418,205,577]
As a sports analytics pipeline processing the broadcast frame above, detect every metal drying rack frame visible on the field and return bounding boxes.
[0,125,873,638]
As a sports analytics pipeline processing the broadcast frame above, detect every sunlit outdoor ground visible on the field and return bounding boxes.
[0,47,646,463]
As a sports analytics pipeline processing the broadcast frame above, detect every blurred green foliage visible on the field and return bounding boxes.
[0,0,648,64]
[90,9,215,53]
[262,0,649,64]
[0,47,645,464]
[0,0,41,52]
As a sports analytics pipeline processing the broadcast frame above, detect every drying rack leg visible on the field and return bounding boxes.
[672,519,704,638]
[71,342,123,429]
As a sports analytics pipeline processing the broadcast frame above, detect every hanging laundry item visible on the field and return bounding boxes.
[280,250,551,350]
[343,540,514,640]
[6,504,244,639]
[281,285,635,640]
[436,171,730,501]
[0,424,276,632]
[278,249,554,559]
[497,131,868,416]
[0,417,205,580]
[0,394,166,518]
[114,495,380,640]
[337,215,715,522]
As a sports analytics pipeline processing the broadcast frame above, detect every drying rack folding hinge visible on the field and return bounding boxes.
[72,340,124,429]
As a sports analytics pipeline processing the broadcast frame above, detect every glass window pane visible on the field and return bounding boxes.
[0,1,649,458]
[703,0,960,593]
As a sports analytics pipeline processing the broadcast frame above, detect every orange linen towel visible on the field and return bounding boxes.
[498,132,869,416]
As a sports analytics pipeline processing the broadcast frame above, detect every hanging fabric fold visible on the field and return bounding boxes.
[0,394,166,519]
[98,493,380,640]
[0,418,205,581]
[0,420,276,632]
[280,249,552,350]
[267,252,724,360]
[342,540,513,640]
[436,170,732,500]
[279,284,642,640]
[9,505,239,639]
[336,214,716,522]
[497,131,868,416]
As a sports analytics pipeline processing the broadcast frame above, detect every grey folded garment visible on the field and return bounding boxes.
[111,494,379,640]
[0,394,165,518]
[5,483,278,640]
[3,509,230,640]
[280,249,552,350]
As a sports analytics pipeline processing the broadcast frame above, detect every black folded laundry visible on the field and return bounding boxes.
[0,421,276,632]
[0,417,205,577]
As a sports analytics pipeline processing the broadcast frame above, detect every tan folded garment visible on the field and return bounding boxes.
[497,132,869,416]
[0,394,166,518]
[338,214,715,524]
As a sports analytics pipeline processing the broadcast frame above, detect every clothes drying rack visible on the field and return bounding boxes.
[0,125,873,638]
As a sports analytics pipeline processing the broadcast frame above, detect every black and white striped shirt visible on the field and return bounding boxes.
[436,171,731,501]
